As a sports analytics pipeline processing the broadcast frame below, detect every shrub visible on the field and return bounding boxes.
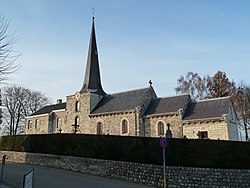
[0,134,250,169]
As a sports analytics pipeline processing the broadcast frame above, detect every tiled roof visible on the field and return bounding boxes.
[182,97,231,121]
[30,102,66,116]
[91,87,156,114]
[144,94,191,116]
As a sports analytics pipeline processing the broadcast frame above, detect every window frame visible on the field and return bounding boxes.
[75,116,79,126]
[56,117,61,128]
[157,121,165,136]
[97,122,103,135]
[121,119,129,134]
[35,119,40,129]
[199,131,208,139]
[75,101,80,112]
[28,120,32,129]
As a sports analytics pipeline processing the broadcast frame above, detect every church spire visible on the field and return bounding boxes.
[80,17,106,95]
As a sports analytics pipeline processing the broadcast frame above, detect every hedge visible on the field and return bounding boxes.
[0,134,250,169]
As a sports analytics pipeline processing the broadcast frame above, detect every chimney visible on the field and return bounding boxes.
[57,99,62,104]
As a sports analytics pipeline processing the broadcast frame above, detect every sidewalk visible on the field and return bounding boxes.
[0,183,11,188]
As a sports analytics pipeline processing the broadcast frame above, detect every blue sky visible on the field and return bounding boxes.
[1,0,250,102]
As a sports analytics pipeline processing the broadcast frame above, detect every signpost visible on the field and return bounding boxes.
[160,137,168,188]
[0,155,7,184]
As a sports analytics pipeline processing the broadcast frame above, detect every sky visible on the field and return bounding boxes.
[1,0,250,103]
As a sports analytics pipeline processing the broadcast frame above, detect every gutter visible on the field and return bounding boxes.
[89,109,136,117]
[182,116,225,123]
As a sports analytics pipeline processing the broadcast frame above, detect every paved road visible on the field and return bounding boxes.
[0,162,153,188]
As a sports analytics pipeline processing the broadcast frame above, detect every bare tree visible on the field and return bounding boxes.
[175,72,210,100]
[233,82,250,141]
[0,15,20,81]
[1,85,49,135]
[23,90,50,117]
[0,15,20,134]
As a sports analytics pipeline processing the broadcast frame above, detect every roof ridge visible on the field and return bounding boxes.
[110,86,153,95]
[43,102,66,108]
[156,93,190,99]
[29,102,66,117]
[196,96,231,103]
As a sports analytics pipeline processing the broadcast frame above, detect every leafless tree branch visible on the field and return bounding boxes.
[1,85,50,135]
[0,15,20,82]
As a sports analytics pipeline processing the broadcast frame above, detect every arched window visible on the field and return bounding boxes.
[35,119,40,129]
[121,119,128,134]
[72,116,79,133]
[56,118,61,128]
[157,121,164,136]
[75,116,79,126]
[97,122,103,135]
[28,120,32,129]
[75,101,80,111]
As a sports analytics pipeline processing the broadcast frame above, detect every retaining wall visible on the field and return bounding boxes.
[1,151,250,188]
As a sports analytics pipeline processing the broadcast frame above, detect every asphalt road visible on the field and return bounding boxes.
[0,162,153,188]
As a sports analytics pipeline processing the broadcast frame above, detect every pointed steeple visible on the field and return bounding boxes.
[80,17,106,95]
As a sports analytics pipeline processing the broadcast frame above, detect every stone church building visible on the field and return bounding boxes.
[25,17,239,141]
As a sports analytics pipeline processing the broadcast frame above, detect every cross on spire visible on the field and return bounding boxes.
[92,8,95,18]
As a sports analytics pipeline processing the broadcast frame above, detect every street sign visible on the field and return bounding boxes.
[160,137,168,149]
[23,169,34,188]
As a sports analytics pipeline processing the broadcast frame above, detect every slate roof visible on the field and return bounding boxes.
[91,87,156,115]
[80,17,106,96]
[144,94,191,116]
[182,97,231,121]
[29,102,66,116]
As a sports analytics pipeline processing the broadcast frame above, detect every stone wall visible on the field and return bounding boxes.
[66,92,105,134]
[145,113,183,138]
[90,111,137,136]
[25,115,49,134]
[65,93,82,133]
[50,110,66,133]
[1,151,250,188]
[183,120,229,140]
[25,110,67,134]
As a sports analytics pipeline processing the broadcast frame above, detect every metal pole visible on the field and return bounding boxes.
[163,148,166,188]
[0,162,3,184]
[0,155,6,184]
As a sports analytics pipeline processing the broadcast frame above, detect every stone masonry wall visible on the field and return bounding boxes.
[25,115,49,134]
[65,93,104,134]
[90,112,137,136]
[1,151,250,188]
[145,114,183,138]
[49,110,66,134]
[65,94,81,133]
[183,120,229,140]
